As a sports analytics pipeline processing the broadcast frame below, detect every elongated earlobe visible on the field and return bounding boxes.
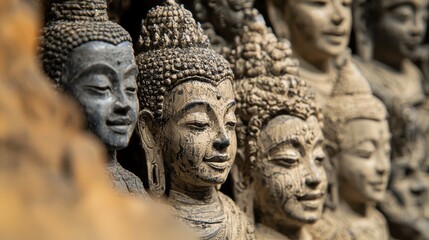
[136,110,166,197]
[353,0,373,61]
[266,0,290,39]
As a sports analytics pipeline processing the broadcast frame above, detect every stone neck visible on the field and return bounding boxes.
[338,195,372,218]
[258,214,312,240]
[169,180,217,205]
[295,53,337,80]
[107,149,117,166]
[373,46,405,71]
[292,44,335,74]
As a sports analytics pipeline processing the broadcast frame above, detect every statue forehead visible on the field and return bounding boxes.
[259,115,322,152]
[380,0,428,7]
[67,41,134,69]
[71,41,133,59]
[163,80,234,112]
[227,0,254,7]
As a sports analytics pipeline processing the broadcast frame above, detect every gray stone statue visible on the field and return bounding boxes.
[39,0,149,199]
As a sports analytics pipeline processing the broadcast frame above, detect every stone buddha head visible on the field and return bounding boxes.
[266,0,352,63]
[323,64,391,205]
[388,135,429,216]
[135,0,236,196]
[193,0,255,42]
[40,0,139,153]
[354,0,428,63]
[230,23,326,230]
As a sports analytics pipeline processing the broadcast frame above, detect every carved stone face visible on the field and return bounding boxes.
[205,0,254,39]
[337,119,391,203]
[389,136,429,214]
[64,41,139,150]
[160,80,237,188]
[284,0,352,60]
[253,115,327,226]
[374,0,428,61]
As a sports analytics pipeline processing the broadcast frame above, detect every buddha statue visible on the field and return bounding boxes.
[379,135,429,239]
[353,0,428,116]
[229,21,327,240]
[135,1,255,239]
[265,0,353,106]
[352,1,429,238]
[191,0,262,54]
[322,63,391,240]
[39,0,148,199]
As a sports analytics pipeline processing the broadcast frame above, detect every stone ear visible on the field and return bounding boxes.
[266,0,290,40]
[353,0,373,61]
[136,110,166,197]
[323,141,340,209]
[231,147,255,219]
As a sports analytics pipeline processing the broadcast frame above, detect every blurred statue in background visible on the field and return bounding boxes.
[191,0,262,54]
[39,0,148,198]
[106,0,131,23]
[265,0,352,106]
[229,21,327,240]
[322,63,391,240]
[353,0,429,238]
[135,1,255,239]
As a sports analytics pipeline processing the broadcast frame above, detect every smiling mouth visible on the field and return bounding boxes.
[296,192,324,210]
[324,30,346,37]
[323,31,347,43]
[369,181,387,191]
[106,118,133,134]
[204,155,230,171]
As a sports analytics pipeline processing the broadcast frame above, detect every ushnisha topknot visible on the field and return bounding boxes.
[228,22,299,79]
[136,0,234,120]
[40,0,132,88]
[230,22,321,164]
[323,62,388,145]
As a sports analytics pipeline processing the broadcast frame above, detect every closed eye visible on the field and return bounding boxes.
[126,87,137,93]
[309,1,327,7]
[85,85,111,93]
[186,122,210,131]
[315,155,325,164]
[271,157,299,168]
[354,151,373,159]
[226,121,236,129]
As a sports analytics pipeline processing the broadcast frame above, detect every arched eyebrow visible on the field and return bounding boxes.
[385,0,416,10]
[71,62,117,83]
[124,64,139,78]
[225,100,237,113]
[176,100,213,118]
[266,137,304,154]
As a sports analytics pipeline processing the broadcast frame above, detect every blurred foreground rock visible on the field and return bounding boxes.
[0,0,194,239]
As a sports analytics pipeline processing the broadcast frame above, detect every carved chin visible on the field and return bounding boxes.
[282,199,323,224]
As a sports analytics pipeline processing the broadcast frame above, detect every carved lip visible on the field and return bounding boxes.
[296,192,324,201]
[369,181,387,190]
[296,192,324,210]
[204,155,230,171]
[206,161,230,171]
[323,30,346,37]
[204,155,229,163]
[106,118,133,134]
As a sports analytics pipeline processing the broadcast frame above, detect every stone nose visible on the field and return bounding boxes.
[305,159,323,188]
[410,175,428,196]
[213,130,230,151]
[113,90,132,115]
